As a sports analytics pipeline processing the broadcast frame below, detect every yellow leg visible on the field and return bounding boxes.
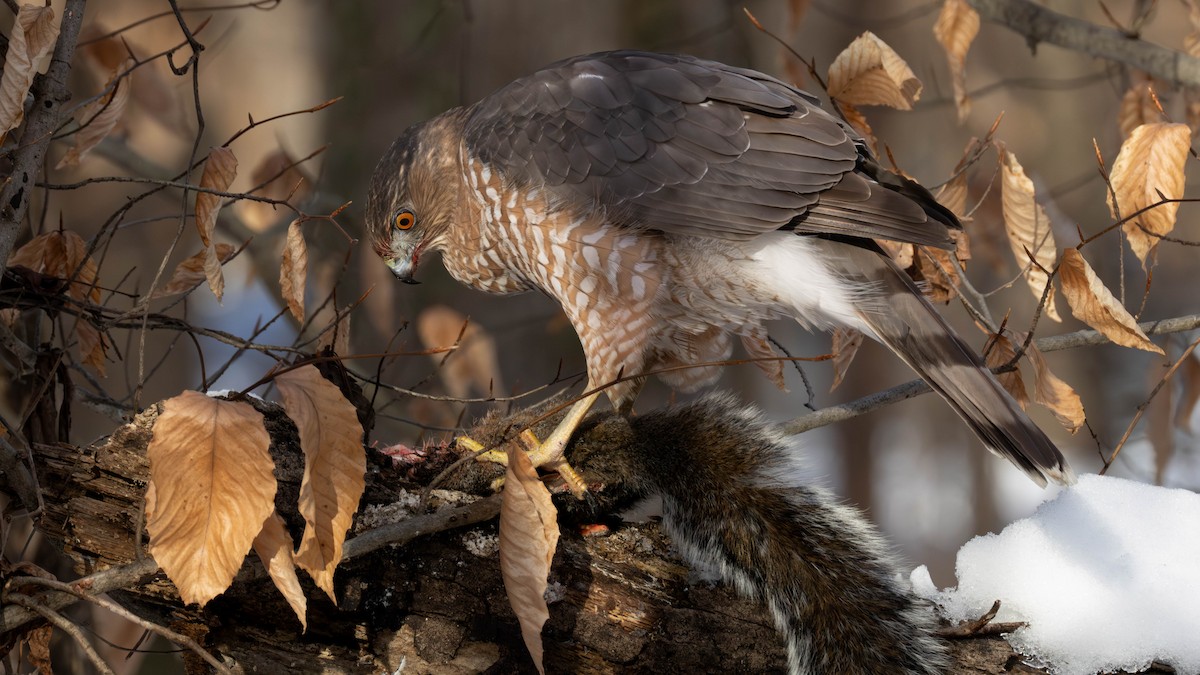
[462,390,603,499]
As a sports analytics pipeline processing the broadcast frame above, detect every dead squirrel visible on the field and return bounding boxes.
[465,393,948,675]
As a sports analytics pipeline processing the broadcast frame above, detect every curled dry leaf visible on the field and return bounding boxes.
[280,220,308,323]
[934,0,979,122]
[827,31,921,109]
[999,147,1061,322]
[196,147,238,246]
[317,306,352,357]
[146,391,277,606]
[239,149,313,232]
[150,243,237,299]
[875,239,913,269]
[416,306,504,399]
[1059,248,1163,354]
[914,245,960,304]
[9,230,101,304]
[934,169,968,219]
[1027,341,1085,433]
[253,512,308,631]
[0,4,60,140]
[1107,122,1190,265]
[196,147,238,302]
[500,444,559,675]
[77,320,106,376]
[830,326,863,392]
[836,101,878,155]
[1119,75,1160,140]
[741,327,788,391]
[984,331,1029,410]
[275,365,366,603]
[56,59,134,168]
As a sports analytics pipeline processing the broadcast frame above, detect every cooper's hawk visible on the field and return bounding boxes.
[367,50,1073,489]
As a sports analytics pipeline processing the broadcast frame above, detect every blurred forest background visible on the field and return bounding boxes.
[5,0,1200,647]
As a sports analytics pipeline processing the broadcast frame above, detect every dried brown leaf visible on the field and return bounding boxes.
[77,319,106,376]
[275,365,366,603]
[915,245,960,304]
[280,220,308,323]
[195,147,238,248]
[984,332,1028,410]
[875,239,914,269]
[741,327,787,391]
[25,624,52,673]
[9,230,101,304]
[416,306,504,399]
[827,32,922,109]
[1108,122,1190,265]
[934,0,979,122]
[146,391,276,606]
[500,444,559,675]
[0,4,60,141]
[56,59,133,168]
[1059,248,1163,354]
[1119,75,1161,139]
[151,243,237,299]
[239,150,312,232]
[836,101,878,154]
[830,326,863,392]
[999,147,1061,321]
[935,169,968,218]
[1027,341,1085,433]
[1176,354,1200,430]
[317,307,352,357]
[253,511,308,631]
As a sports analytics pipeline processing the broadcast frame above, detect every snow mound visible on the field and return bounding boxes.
[912,474,1200,675]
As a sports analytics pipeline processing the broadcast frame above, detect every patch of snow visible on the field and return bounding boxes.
[913,474,1200,675]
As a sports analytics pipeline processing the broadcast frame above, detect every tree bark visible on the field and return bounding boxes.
[22,399,1050,674]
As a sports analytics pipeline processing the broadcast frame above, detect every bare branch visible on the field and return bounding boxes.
[968,0,1200,88]
[780,313,1200,435]
[0,0,88,272]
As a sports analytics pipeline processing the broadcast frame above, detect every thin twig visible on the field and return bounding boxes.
[4,594,116,674]
[7,576,232,675]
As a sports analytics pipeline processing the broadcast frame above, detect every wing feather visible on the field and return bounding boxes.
[465,50,958,245]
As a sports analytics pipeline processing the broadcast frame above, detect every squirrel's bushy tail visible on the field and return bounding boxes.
[564,395,949,675]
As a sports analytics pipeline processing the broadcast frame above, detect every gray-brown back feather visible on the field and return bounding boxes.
[464,50,956,247]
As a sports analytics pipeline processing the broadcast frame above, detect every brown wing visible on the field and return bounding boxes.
[464,50,958,247]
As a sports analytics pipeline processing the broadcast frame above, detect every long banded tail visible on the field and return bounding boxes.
[825,240,1074,487]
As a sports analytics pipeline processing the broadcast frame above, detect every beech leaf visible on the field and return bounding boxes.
[77,319,107,376]
[827,32,921,109]
[499,444,559,675]
[416,306,503,399]
[1118,75,1160,140]
[195,147,238,247]
[0,4,60,140]
[999,147,1061,321]
[151,243,237,299]
[933,0,979,122]
[280,220,308,322]
[239,149,312,232]
[275,365,366,603]
[1059,248,1163,355]
[830,326,863,392]
[1108,122,1190,265]
[915,245,960,304]
[1027,340,1086,433]
[56,59,133,168]
[253,512,308,631]
[984,332,1029,410]
[146,391,277,606]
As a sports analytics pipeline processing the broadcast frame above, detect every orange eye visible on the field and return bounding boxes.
[394,211,416,230]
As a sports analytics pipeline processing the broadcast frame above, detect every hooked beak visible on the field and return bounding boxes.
[384,255,421,285]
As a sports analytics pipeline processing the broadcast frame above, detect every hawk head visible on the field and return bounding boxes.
[366,112,465,284]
